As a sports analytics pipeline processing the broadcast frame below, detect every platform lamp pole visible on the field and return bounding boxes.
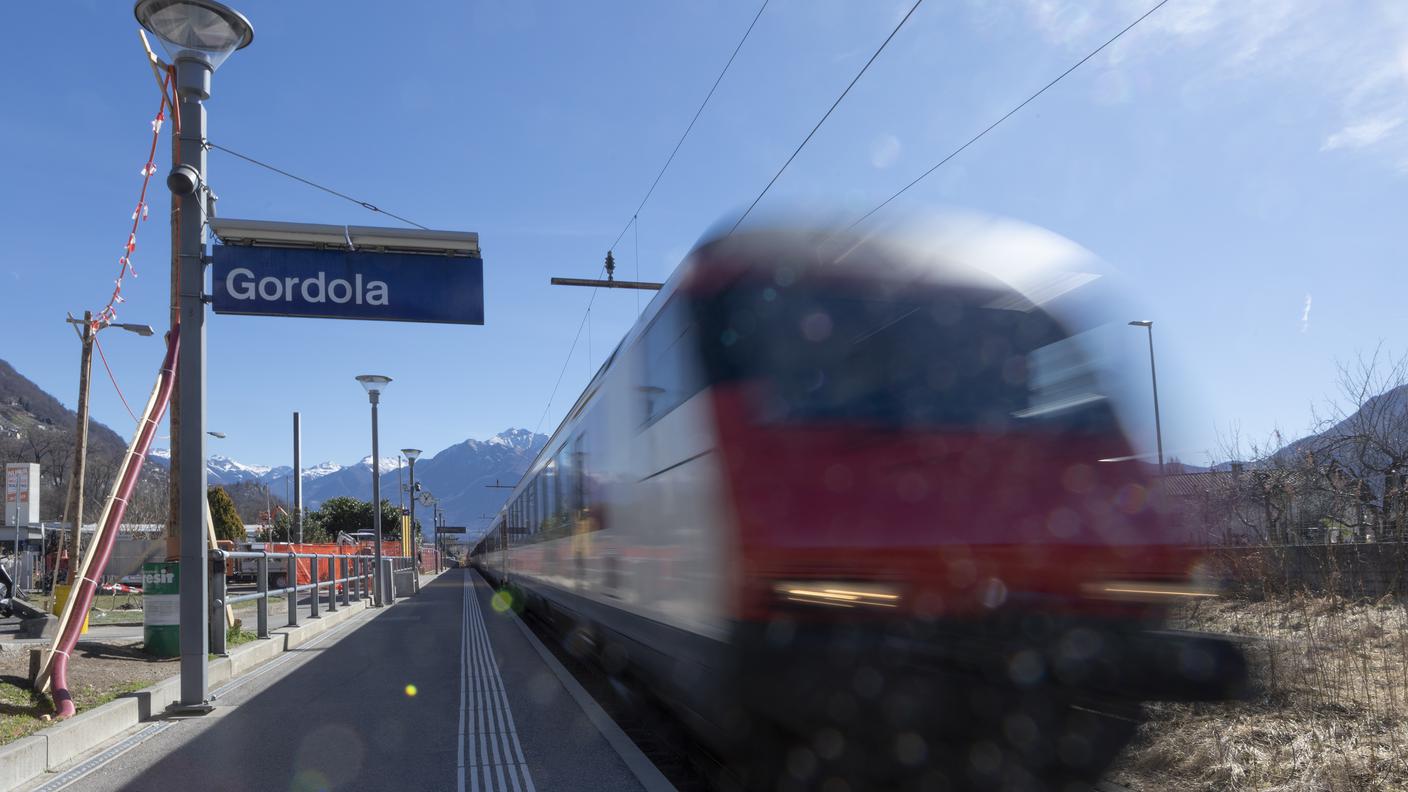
[1129,320,1165,476]
[357,375,392,605]
[137,0,253,714]
[402,449,421,564]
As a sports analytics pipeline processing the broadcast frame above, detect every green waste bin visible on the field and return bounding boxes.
[142,562,179,658]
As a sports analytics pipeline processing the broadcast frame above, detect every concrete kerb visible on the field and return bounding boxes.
[2,589,411,792]
[0,737,46,792]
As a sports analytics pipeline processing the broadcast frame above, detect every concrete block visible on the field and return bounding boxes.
[0,736,47,792]
[17,614,58,639]
[43,695,140,769]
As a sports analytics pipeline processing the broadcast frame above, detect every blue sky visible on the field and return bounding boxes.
[1,0,1405,469]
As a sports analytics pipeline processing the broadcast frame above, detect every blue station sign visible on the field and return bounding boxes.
[211,245,484,325]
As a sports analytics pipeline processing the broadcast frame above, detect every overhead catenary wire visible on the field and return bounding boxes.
[728,0,925,236]
[607,0,771,254]
[848,0,1171,229]
[204,141,431,231]
[524,0,773,470]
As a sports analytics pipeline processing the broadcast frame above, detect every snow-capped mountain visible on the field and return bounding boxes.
[146,429,547,529]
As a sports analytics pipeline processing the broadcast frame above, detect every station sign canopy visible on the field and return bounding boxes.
[209,218,483,325]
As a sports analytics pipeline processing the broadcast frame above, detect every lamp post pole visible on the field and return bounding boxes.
[402,449,421,564]
[173,49,213,712]
[357,375,391,605]
[370,396,383,604]
[1129,320,1165,476]
[407,460,416,559]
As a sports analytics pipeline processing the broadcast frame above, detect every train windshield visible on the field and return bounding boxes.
[700,280,1117,433]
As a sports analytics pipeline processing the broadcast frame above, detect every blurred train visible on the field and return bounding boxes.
[473,219,1247,790]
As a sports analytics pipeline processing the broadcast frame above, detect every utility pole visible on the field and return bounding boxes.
[61,312,95,582]
[61,314,152,582]
[292,411,302,544]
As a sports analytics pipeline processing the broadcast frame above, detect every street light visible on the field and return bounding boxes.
[207,431,226,439]
[135,0,254,73]
[357,375,391,606]
[60,314,155,586]
[137,0,253,715]
[401,448,421,570]
[1129,320,1164,476]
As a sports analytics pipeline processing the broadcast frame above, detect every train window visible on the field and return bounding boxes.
[700,282,1117,433]
[637,297,707,427]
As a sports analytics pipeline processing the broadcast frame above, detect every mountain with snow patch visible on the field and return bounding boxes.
[147,429,546,529]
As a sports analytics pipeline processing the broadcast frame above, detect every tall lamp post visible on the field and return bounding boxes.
[401,448,421,564]
[136,0,253,714]
[61,314,152,584]
[357,375,391,605]
[1129,320,1165,476]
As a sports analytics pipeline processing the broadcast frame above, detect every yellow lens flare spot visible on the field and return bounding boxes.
[490,590,513,613]
[404,684,418,697]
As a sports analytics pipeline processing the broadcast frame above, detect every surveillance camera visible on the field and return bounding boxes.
[167,164,201,196]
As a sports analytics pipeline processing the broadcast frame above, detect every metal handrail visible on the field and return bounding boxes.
[208,547,377,654]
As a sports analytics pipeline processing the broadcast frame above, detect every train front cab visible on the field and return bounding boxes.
[677,235,1248,789]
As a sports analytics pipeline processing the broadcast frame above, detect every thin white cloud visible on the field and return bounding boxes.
[1323,117,1404,151]
[1014,0,1408,166]
[870,134,902,169]
[1301,293,1312,333]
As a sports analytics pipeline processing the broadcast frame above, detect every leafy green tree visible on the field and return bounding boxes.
[315,496,371,536]
[267,509,329,543]
[305,496,418,542]
[207,486,245,542]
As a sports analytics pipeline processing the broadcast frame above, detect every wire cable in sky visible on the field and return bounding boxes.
[94,334,140,425]
[728,0,925,236]
[520,0,774,476]
[848,0,1170,229]
[607,0,770,254]
[205,141,431,231]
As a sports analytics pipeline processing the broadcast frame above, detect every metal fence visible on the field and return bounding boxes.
[208,548,418,654]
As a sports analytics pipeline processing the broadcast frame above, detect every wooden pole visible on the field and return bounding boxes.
[61,312,95,583]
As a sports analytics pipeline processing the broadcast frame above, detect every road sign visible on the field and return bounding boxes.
[211,246,484,325]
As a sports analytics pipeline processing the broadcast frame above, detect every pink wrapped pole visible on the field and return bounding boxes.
[48,327,178,719]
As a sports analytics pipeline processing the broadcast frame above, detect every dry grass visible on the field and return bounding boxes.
[1108,595,1408,791]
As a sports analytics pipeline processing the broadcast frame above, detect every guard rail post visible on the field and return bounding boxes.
[309,553,321,619]
[209,550,227,656]
[286,551,298,628]
[326,555,338,613]
[381,557,395,605]
[340,555,351,607]
[256,551,269,638]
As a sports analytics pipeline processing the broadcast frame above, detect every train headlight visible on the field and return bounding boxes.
[1080,580,1218,601]
[774,581,901,609]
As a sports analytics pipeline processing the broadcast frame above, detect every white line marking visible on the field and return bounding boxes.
[490,573,674,792]
[459,571,536,791]
[458,573,469,792]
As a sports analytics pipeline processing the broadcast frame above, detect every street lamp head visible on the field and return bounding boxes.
[402,448,422,462]
[356,374,392,400]
[134,0,253,72]
[207,431,226,439]
[1129,320,1153,328]
[112,323,156,337]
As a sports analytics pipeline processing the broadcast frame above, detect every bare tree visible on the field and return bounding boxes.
[1307,346,1408,542]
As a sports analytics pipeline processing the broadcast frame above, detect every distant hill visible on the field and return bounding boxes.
[0,357,159,523]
